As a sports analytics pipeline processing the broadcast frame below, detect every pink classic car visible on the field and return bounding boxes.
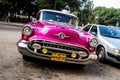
[17,9,98,65]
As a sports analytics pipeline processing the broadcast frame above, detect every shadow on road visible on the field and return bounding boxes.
[17,57,120,78]
[102,60,120,69]
[22,57,85,71]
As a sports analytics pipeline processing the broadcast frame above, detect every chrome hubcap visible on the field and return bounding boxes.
[98,51,103,59]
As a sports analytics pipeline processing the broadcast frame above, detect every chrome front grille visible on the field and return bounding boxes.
[28,40,89,59]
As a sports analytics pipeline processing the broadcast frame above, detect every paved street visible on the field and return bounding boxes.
[0,23,120,80]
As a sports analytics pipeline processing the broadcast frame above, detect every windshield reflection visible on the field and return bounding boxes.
[42,11,77,27]
[100,26,120,39]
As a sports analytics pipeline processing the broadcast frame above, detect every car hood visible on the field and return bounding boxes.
[102,36,120,48]
[24,21,92,48]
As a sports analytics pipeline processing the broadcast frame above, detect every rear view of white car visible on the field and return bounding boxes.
[83,24,120,64]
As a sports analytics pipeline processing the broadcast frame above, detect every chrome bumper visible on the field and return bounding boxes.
[17,41,97,64]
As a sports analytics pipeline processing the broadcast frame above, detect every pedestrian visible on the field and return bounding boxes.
[6,12,11,22]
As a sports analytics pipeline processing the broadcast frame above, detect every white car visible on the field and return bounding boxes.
[83,24,120,64]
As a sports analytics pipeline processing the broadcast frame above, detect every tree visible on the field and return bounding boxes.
[0,0,93,25]
[91,7,120,26]
[0,0,11,21]
[77,0,94,25]
[36,0,66,10]
[9,0,37,20]
[66,0,81,12]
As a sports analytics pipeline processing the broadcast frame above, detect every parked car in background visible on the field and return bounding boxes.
[83,24,120,64]
[17,9,98,67]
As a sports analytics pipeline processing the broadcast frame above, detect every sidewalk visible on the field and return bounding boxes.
[0,21,24,27]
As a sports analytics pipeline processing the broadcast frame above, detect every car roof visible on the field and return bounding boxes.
[86,24,109,28]
[39,9,79,20]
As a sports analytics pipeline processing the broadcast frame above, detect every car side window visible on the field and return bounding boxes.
[90,26,97,36]
[83,25,91,32]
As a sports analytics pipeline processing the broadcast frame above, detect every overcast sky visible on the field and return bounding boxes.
[92,0,120,9]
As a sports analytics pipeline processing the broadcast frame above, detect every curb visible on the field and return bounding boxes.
[0,21,24,27]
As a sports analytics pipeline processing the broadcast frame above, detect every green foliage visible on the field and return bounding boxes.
[66,0,81,12]
[37,0,50,9]
[0,0,93,24]
[91,7,120,26]
[77,0,94,25]
[36,0,65,10]
[0,0,11,5]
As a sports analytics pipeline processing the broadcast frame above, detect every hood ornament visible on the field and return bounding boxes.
[54,32,69,39]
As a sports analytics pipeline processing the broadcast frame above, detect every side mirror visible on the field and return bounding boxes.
[91,32,97,36]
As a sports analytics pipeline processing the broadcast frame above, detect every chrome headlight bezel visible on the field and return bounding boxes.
[22,26,33,36]
[78,51,89,58]
[89,38,98,47]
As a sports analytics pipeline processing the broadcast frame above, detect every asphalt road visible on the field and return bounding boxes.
[0,23,120,80]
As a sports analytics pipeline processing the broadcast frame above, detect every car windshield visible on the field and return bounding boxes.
[42,11,77,26]
[99,26,120,39]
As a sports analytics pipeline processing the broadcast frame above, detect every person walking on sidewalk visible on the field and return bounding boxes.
[6,12,11,22]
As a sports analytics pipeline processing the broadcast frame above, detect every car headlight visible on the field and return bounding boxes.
[89,38,98,47]
[22,26,33,36]
[113,48,120,54]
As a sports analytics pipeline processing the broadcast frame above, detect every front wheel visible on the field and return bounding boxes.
[97,47,106,63]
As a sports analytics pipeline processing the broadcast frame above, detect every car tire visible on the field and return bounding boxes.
[97,47,106,63]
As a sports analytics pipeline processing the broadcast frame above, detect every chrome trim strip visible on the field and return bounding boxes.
[42,46,78,53]
[29,40,90,53]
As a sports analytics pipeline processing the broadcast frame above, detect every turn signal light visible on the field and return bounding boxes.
[42,48,48,54]
[89,47,94,52]
[23,36,28,40]
[71,52,77,58]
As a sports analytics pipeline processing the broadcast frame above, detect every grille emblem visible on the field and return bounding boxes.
[54,32,68,39]
[59,33,65,39]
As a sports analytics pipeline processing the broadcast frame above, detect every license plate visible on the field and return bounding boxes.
[51,53,66,62]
